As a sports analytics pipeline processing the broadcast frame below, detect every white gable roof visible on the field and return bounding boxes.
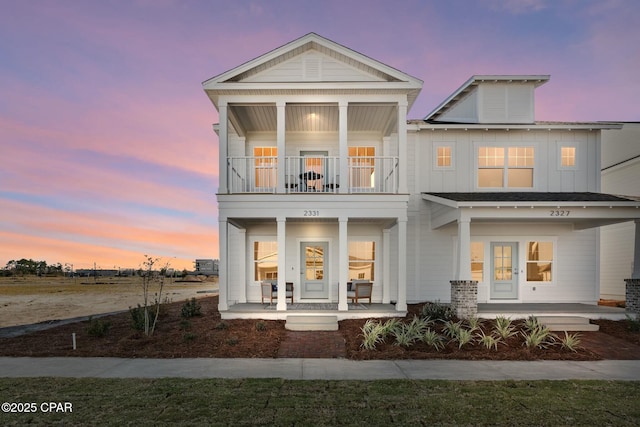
[203,33,423,108]
[424,75,549,124]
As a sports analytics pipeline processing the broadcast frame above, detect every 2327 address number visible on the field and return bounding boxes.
[549,210,571,217]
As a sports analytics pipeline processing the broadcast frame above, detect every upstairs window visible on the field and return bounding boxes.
[436,146,452,168]
[561,146,576,167]
[478,146,534,188]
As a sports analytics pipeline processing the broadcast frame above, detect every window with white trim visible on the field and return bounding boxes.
[253,241,277,281]
[254,147,277,188]
[478,146,534,188]
[526,241,553,282]
[348,241,375,281]
[470,242,484,281]
[436,146,453,168]
[561,146,576,167]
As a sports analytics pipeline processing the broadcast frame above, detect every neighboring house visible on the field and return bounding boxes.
[195,259,219,276]
[203,33,640,319]
[600,123,640,300]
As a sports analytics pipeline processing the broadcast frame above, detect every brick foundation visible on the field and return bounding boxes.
[450,280,478,319]
[625,279,640,314]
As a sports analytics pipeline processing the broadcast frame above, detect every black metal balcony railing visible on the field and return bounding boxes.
[227,156,399,194]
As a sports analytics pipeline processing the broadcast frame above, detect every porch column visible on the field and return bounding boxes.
[238,228,247,303]
[276,217,287,311]
[397,100,408,194]
[276,101,286,193]
[218,219,228,311]
[396,217,407,311]
[338,101,348,194]
[338,217,349,311]
[455,213,472,280]
[382,228,391,304]
[624,220,640,314]
[218,101,228,194]
[632,219,640,279]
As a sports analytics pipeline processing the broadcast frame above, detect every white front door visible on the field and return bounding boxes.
[300,241,329,299]
[490,242,518,299]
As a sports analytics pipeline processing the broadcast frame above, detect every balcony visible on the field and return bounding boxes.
[227,156,399,194]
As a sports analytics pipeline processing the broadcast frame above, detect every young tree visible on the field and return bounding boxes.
[139,255,170,336]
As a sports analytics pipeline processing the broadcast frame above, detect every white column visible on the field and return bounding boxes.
[238,228,247,303]
[338,101,349,194]
[397,101,408,194]
[382,228,391,304]
[276,101,286,193]
[277,217,287,311]
[218,219,228,311]
[455,213,472,281]
[338,217,349,311]
[633,219,640,279]
[218,102,228,194]
[396,218,408,311]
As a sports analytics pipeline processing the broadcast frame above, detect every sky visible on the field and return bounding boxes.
[1,0,639,271]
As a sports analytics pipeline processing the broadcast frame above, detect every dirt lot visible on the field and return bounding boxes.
[0,276,218,328]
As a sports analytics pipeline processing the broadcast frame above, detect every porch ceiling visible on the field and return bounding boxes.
[228,103,398,136]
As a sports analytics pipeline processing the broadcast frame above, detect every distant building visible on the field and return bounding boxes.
[195,259,219,276]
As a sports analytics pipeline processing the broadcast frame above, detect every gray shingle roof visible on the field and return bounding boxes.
[423,192,637,203]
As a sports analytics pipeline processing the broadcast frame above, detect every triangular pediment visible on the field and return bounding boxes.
[203,33,423,106]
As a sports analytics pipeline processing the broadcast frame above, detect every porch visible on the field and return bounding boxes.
[220,302,629,321]
[221,302,400,321]
[477,303,629,321]
[227,155,399,194]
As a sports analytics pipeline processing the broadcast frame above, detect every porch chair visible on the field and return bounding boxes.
[261,281,294,305]
[347,280,373,304]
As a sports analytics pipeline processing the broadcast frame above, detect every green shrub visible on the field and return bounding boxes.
[421,301,454,322]
[361,319,387,350]
[86,316,111,338]
[181,298,202,318]
[452,328,474,349]
[443,320,463,339]
[493,316,517,340]
[183,332,196,342]
[422,328,444,351]
[476,330,502,350]
[129,304,160,331]
[522,326,555,349]
[523,315,541,332]
[559,332,581,352]
[179,320,192,331]
[215,321,228,330]
[465,316,482,332]
[227,337,239,346]
[255,321,267,332]
[626,314,640,332]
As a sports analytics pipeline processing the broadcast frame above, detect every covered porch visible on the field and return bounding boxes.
[217,195,410,319]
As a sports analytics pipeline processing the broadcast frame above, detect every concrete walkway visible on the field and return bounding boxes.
[1,357,639,381]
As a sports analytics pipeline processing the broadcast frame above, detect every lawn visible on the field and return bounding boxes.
[0,378,638,426]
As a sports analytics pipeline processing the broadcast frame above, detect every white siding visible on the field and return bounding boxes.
[244,51,382,83]
[438,90,478,123]
[478,83,535,124]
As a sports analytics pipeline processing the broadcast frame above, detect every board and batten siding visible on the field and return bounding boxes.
[417,129,599,193]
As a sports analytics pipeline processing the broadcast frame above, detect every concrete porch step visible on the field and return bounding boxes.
[537,316,600,332]
[286,315,339,331]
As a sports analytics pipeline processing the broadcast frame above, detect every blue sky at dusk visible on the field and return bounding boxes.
[1,0,638,270]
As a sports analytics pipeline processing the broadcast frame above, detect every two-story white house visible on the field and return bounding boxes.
[203,33,640,321]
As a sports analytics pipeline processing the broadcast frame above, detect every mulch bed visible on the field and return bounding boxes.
[0,296,638,360]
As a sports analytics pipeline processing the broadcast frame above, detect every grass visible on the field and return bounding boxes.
[0,378,638,426]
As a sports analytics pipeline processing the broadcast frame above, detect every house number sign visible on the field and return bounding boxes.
[549,210,571,217]
[303,210,320,217]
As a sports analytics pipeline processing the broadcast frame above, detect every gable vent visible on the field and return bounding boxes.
[303,55,321,80]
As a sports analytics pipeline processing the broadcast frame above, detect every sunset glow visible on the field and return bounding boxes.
[1,0,638,271]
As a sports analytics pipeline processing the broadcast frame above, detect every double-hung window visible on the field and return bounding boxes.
[478,146,534,188]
